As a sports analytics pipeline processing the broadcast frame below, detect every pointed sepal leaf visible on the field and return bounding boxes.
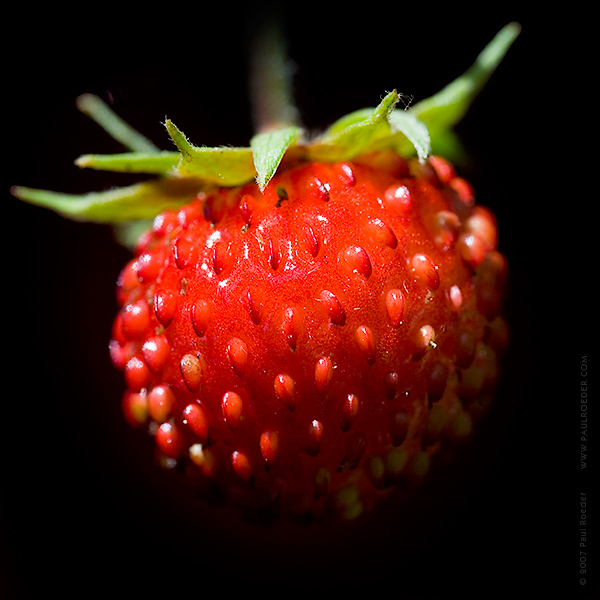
[11,178,202,223]
[320,108,373,137]
[410,22,521,154]
[76,93,160,153]
[251,126,301,191]
[387,109,431,163]
[308,90,399,161]
[75,151,181,175]
[166,120,256,185]
[10,24,520,250]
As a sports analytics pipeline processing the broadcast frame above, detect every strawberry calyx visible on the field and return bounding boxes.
[11,23,520,241]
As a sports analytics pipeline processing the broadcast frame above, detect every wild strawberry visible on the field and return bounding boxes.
[11,23,519,522]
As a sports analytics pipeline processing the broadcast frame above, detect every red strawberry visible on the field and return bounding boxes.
[114,154,509,519]
[11,23,519,522]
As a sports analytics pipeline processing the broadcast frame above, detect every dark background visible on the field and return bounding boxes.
[3,4,589,598]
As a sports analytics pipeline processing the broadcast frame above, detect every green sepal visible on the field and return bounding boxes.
[387,109,430,163]
[76,93,160,153]
[11,178,202,223]
[410,22,521,156]
[307,90,431,164]
[113,219,155,250]
[307,90,399,161]
[75,151,180,175]
[251,126,301,191]
[319,108,372,137]
[166,120,256,185]
[11,24,520,239]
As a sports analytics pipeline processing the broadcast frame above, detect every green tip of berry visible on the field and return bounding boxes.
[10,23,520,239]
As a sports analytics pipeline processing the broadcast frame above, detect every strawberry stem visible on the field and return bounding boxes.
[249,16,300,134]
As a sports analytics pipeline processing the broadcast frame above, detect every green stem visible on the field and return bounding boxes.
[249,16,300,134]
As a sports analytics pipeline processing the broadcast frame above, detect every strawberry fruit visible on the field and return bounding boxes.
[11,23,519,522]
[115,155,508,520]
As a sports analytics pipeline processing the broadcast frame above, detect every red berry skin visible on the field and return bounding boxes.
[110,156,507,521]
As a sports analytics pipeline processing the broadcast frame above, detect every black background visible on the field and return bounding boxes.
[3,4,590,598]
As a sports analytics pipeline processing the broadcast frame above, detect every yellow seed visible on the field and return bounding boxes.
[425,404,449,443]
[366,456,386,488]
[333,484,360,509]
[385,448,408,480]
[341,501,363,521]
[446,410,473,444]
[409,451,430,480]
